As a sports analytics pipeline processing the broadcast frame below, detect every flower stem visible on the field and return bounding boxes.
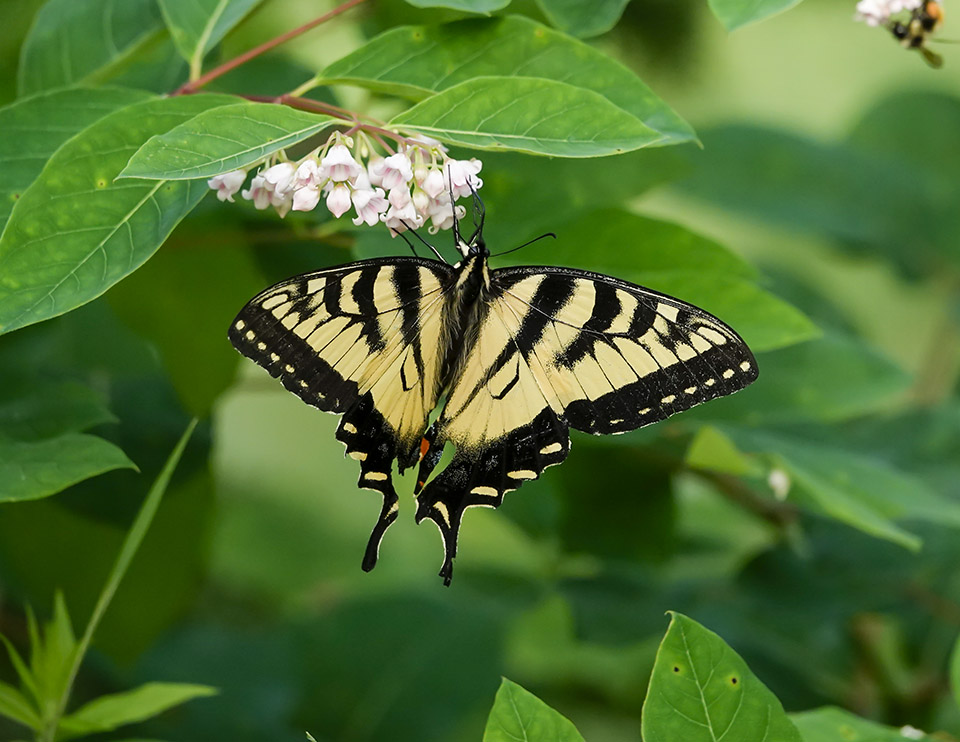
[173,0,369,95]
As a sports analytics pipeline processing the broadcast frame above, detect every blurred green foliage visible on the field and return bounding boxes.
[1,0,960,741]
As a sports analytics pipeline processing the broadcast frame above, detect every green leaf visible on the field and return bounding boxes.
[120,102,335,180]
[17,0,165,96]
[728,429,960,551]
[0,435,135,503]
[0,94,235,336]
[391,76,663,156]
[404,0,511,10]
[0,682,40,730]
[951,633,960,710]
[790,706,931,741]
[686,425,761,477]
[322,16,694,145]
[696,333,911,424]
[707,0,803,31]
[0,86,152,235]
[0,635,40,705]
[61,682,217,735]
[534,0,630,38]
[642,613,802,742]
[157,0,263,73]
[483,678,585,742]
[0,382,115,441]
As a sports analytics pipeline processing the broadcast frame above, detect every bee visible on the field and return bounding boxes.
[890,0,945,68]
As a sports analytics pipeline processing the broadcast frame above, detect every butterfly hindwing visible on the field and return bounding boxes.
[415,265,758,581]
[229,257,454,568]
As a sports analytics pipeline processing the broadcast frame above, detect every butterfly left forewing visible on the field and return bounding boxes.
[415,265,757,582]
[229,257,453,570]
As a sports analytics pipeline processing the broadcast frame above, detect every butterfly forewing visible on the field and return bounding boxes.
[229,257,454,570]
[414,266,757,582]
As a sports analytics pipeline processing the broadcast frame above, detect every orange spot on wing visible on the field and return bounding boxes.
[419,437,430,459]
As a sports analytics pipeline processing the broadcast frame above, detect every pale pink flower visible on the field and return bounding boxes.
[292,186,321,212]
[367,155,386,187]
[320,143,361,183]
[241,174,271,210]
[388,186,413,209]
[262,162,296,195]
[381,200,423,232]
[411,187,431,214]
[352,186,388,227]
[421,169,446,199]
[208,170,246,202]
[295,159,322,189]
[380,152,414,191]
[444,158,483,199]
[326,183,352,218]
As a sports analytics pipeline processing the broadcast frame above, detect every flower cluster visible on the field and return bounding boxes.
[207,131,482,235]
[854,0,921,26]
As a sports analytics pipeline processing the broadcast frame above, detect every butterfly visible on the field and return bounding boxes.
[229,202,758,585]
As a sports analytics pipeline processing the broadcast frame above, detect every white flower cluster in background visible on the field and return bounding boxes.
[854,0,922,26]
[207,131,482,235]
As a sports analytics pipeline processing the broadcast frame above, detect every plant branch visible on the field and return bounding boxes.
[174,0,368,95]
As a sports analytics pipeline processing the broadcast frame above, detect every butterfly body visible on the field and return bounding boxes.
[230,229,758,585]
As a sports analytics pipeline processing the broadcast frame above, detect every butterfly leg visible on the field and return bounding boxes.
[336,394,402,572]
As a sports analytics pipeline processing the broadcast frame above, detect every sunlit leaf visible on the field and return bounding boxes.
[61,682,217,735]
[791,706,932,741]
[642,613,801,742]
[728,429,960,551]
[157,0,263,70]
[0,435,135,503]
[391,76,662,156]
[686,425,761,477]
[0,682,40,731]
[534,0,630,38]
[483,678,585,742]
[17,0,165,95]
[323,16,694,144]
[120,102,335,180]
[707,0,803,31]
[0,94,235,335]
[0,86,152,234]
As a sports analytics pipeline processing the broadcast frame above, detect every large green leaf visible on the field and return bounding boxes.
[707,0,803,30]
[483,678,585,742]
[791,706,931,741]
[0,94,235,336]
[501,208,813,352]
[642,613,801,742]
[0,382,114,442]
[322,16,694,144]
[120,102,335,180]
[535,0,630,38]
[728,429,960,551]
[61,682,216,735]
[0,435,135,503]
[0,87,152,234]
[391,76,662,156]
[157,0,263,73]
[693,333,910,424]
[17,0,165,96]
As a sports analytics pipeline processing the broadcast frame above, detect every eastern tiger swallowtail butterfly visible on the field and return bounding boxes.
[229,205,758,585]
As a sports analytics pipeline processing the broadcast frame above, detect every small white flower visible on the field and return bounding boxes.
[241,174,271,210]
[411,187,431,214]
[899,726,925,740]
[351,186,388,227]
[381,199,423,232]
[367,155,386,187]
[854,0,921,25]
[292,186,321,212]
[295,159,323,189]
[767,468,791,501]
[380,152,414,191]
[320,143,361,183]
[262,162,296,195]
[443,158,483,199]
[388,186,413,209]
[208,170,246,202]
[421,169,446,199]
[326,183,352,218]
[272,191,292,218]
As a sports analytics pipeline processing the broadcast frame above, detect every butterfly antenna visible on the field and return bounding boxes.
[445,165,464,249]
[466,184,485,246]
[399,220,449,263]
[391,227,421,258]
[489,232,557,258]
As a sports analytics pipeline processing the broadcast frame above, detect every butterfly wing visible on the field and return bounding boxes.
[229,257,454,570]
[415,266,758,583]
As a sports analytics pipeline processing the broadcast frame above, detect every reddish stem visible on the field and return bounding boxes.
[173,0,368,95]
